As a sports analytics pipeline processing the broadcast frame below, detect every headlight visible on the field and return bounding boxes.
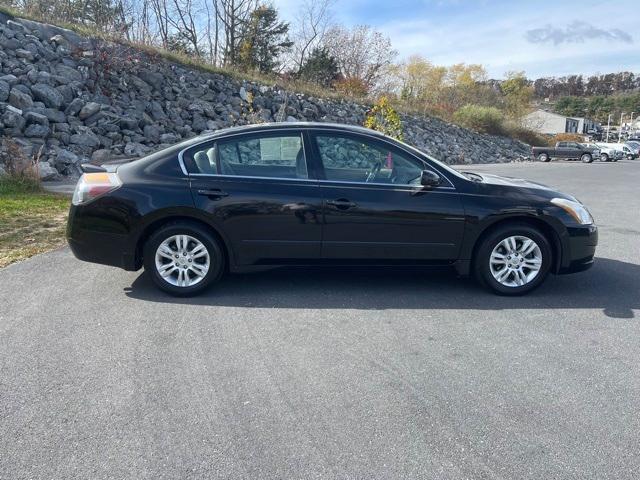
[551,198,593,225]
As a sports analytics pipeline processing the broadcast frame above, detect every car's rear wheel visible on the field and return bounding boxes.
[475,224,552,295]
[143,222,224,296]
[537,153,550,162]
[600,153,609,162]
[581,153,593,163]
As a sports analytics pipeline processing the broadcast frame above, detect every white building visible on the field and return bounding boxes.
[522,110,598,135]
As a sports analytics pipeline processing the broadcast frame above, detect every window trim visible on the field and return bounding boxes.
[178,126,456,190]
[309,129,455,190]
[180,129,311,181]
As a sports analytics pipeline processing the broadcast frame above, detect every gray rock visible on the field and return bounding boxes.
[78,102,100,120]
[24,123,50,137]
[160,132,180,144]
[143,124,161,143]
[55,64,82,82]
[91,149,111,163]
[2,108,25,130]
[16,49,35,60]
[0,74,19,86]
[7,19,28,33]
[55,148,79,167]
[0,80,9,102]
[37,161,59,180]
[24,111,49,125]
[70,130,100,147]
[31,83,64,108]
[124,142,149,157]
[9,88,33,110]
[65,97,84,116]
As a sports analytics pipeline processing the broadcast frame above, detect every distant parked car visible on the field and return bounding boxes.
[597,143,636,161]
[531,141,599,163]
[624,141,640,159]
[590,143,622,162]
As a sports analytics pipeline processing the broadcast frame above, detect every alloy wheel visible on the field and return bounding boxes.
[489,235,543,287]
[154,234,210,287]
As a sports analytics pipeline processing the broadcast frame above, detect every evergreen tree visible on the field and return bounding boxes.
[297,48,339,87]
[237,5,293,73]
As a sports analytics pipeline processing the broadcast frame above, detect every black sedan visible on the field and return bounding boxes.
[67,122,598,296]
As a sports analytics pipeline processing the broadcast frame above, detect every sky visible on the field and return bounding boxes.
[273,0,639,79]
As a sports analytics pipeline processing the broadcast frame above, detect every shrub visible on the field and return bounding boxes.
[453,105,505,135]
[334,77,369,98]
[0,137,41,192]
[503,125,549,146]
[550,133,585,144]
[364,96,403,140]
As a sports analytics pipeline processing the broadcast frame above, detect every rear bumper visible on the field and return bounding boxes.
[66,205,138,271]
[558,224,598,274]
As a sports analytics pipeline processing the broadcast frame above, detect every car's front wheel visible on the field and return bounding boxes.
[600,153,609,162]
[581,153,593,163]
[475,224,552,295]
[537,153,550,162]
[143,222,224,296]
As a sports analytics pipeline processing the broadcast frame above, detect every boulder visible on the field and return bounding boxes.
[31,83,64,108]
[37,161,59,180]
[0,80,9,102]
[9,88,33,110]
[78,101,101,120]
[24,123,50,137]
[70,130,100,147]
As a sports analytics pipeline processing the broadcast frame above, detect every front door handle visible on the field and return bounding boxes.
[326,198,357,210]
[197,189,229,199]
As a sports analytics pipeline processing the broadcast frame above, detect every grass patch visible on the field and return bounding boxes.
[0,176,70,268]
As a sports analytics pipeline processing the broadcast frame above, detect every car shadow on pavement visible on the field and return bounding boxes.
[124,258,639,319]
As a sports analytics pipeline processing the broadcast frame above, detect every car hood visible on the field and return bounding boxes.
[469,173,576,201]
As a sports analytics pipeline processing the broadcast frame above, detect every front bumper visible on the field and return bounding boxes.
[558,224,598,274]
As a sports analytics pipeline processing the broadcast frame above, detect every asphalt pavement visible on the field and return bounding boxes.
[1,160,639,479]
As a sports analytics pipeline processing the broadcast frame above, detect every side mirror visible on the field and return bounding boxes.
[420,170,441,187]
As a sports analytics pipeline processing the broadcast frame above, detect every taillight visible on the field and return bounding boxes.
[72,172,122,205]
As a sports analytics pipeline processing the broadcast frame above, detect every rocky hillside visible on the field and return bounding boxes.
[0,13,531,180]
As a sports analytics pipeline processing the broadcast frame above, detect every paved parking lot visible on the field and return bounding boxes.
[1,160,639,479]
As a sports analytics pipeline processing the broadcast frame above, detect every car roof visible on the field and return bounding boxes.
[182,122,387,146]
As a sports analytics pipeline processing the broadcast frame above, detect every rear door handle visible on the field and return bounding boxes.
[197,189,229,199]
[326,198,357,210]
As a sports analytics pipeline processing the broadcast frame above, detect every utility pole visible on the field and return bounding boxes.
[619,112,625,143]
[606,114,612,142]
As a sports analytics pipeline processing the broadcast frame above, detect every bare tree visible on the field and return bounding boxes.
[289,0,334,71]
[324,24,397,90]
[166,0,202,56]
[216,0,257,66]
[149,0,170,47]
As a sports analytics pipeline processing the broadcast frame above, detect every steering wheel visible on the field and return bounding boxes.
[365,161,382,183]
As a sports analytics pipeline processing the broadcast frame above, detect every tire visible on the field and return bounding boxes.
[537,153,550,162]
[627,155,633,161]
[143,221,225,296]
[474,223,553,296]
[600,153,609,162]
[581,153,593,163]
[613,156,619,162]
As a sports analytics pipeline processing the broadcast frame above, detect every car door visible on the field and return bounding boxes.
[308,130,466,262]
[555,142,569,158]
[565,142,581,159]
[185,130,323,266]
